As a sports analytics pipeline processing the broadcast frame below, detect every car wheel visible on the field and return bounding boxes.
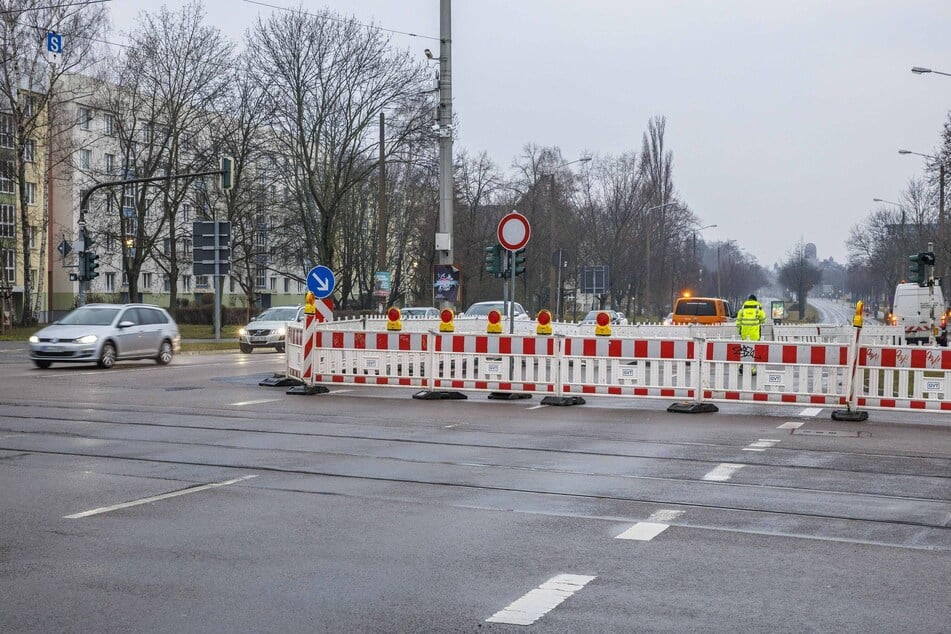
[240,343,253,353]
[98,342,117,369]
[34,360,52,369]
[275,344,285,353]
[156,339,173,365]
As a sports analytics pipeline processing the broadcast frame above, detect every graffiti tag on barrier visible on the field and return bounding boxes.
[728,343,765,362]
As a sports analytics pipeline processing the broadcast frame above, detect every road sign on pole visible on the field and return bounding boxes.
[46,31,62,63]
[497,212,531,251]
[307,265,336,299]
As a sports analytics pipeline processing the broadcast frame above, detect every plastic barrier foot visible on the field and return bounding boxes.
[831,409,869,422]
[667,401,719,414]
[259,374,304,387]
[488,392,532,400]
[412,390,468,400]
[286,384,329,395]
[540,395,586,406]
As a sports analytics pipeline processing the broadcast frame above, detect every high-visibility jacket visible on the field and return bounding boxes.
[736,299,766,341]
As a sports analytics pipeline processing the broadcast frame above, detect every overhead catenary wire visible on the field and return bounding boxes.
[240,0,440,41]
[0,0,112,15]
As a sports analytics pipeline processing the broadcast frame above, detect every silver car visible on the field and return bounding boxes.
[238,305,304,353]
[29,303,180,369]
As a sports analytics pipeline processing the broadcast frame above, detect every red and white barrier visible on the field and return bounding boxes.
[430,333,559,394]
[854,345,951,411]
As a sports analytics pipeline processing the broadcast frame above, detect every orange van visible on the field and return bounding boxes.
[671,296,733,325]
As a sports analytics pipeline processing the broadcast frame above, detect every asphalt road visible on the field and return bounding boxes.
[0,348,949,632]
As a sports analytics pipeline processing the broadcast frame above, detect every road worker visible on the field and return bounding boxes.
[737,294,766,375]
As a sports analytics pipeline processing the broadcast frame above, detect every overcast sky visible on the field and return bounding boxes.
[106,0,951,268]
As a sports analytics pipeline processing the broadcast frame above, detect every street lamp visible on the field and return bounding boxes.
[643,201,678,316]
[692,223,717,294]
[911,66,951,77]
[548,156,591,320]
[898,149,946,287]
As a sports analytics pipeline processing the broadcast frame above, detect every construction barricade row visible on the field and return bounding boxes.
[280,323,950,419]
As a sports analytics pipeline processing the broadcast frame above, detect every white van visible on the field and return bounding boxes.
[890,283,947,346]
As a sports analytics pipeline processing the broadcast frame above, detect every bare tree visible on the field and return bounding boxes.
[778,240,822,317]
[245,8,431,302]
[0,0,106,324]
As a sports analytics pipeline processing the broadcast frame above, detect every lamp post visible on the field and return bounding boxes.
[898,149,946,287]
[643,201,678,316]
[911,66,951,77]
[692,223,717,292]
[548,156,591,320]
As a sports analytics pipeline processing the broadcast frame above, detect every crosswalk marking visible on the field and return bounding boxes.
[703,463,744,481]
[487,574,596,626]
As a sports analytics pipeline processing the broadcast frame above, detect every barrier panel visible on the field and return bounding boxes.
[311,331,430,388]
[429,333,560,395]
[855,345,951,412]
[285,321,305,380]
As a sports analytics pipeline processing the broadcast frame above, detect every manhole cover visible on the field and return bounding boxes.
[793,429,860,438]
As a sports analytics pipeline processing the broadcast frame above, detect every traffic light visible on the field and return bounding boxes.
[920,251,936,286]
[909,253,923,286]
[78,250,88,281]
[84,251,100,280]
[484,243,502,277]
[219,156,234,191]
[83,229,96,250]
[513,247,526,276]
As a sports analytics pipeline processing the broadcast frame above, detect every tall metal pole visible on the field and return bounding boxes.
[436,0,454,306]
[940,163,946,289]
[377,112,387,311]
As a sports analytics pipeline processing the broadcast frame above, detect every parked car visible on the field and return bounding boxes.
[670,296,734,325]
[400,307,440,319]
[579,310,628,325]
[459,301,529,320]
[28,303,180,369]
[239,305,304,353]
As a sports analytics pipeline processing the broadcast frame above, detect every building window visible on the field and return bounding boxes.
[182,275,192,292]
[283,278,290,293]
[23,140,35,163]
[163,238,170,256]
[297,280,304,293]
[79,149,91,170]
[163,274,170,292]
[104,153,115,174]
[27,226,35,250]
[23,95,35,117]
[196,275,209,288]
[104,114,116,136]
[25,182,36,205]
[269,277,277,291]
[142,272,152,289]
[122,182,135,211]
[229,276,236,293]
[0,204,13,238]
[79,107,92,130]
[121,270,128,287]
[182,203,191,222]
[2,249,13,283]
[105,272,116,293]
[0,160,13,194]
[255,266,266,289]
[0,115,12,148]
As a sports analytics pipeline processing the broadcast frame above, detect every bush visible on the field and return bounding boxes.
[173,305,248,325]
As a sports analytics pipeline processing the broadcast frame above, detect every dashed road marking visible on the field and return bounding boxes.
[231,398,281,406]
[778,421,804,429]
[527,404,547,410]
[743,438,781,452]
[616,522,669,541]
[486,574,596,626]
[799,407,823,417]
[703,463,744,481]
[64,475,257,519]
[328,389,353,394]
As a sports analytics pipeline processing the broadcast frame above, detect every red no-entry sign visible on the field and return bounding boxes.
[497,212,531,251]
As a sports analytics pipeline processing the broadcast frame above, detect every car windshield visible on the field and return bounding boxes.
[465,304,506,317]
[58,306,120,326]
[675,300,718,316]
[257,307,299,321]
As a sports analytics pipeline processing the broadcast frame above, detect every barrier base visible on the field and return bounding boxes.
[831,409,869,422]
[259,374,303,387]
[412,390,468,400]
[488,392,532,400]
[286,384,330,395]
[667,401,719,414]
[540,395,586,407]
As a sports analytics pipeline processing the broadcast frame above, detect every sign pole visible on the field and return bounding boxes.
[214,220,222,342]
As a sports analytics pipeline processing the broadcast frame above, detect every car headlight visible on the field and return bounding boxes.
[77,335,98,344]
[238,328,247,337]
[276,325,286,336]
[29,335,39,343]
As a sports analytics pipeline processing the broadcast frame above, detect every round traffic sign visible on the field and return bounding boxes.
[497,212,531,251]
[306,265,336,299]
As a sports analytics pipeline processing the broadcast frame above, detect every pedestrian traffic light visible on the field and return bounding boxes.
[84,251,100,280]
[513,247,526,276]
[909,253,923,286]
[484,243,502,277]
[219,156,234,191]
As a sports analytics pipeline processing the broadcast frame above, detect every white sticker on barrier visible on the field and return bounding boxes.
[484,361,503,376]
[364,356,380,371]
[924,379,944,393]
[764,370,786,387]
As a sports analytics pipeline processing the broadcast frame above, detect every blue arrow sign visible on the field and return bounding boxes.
[307,265,336,299]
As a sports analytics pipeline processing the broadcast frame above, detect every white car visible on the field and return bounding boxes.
[400,307,440,319]
[579,310,628,325]
[29,303,180,369]
[460,301,530,320]
[239,305,304,353]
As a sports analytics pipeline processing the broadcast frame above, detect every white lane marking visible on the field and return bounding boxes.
[742,438,781,452]
[616,522,669,541]
[799,407,823,417]
[231,398,281,406]
[527,404,547,410]
[64,475,257,519]
[486,574,596,626]
[778,421,804,429]
[648,509,684,522]
[443,423,464,429]
[329,389,353,394]
[703,463,744,481]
